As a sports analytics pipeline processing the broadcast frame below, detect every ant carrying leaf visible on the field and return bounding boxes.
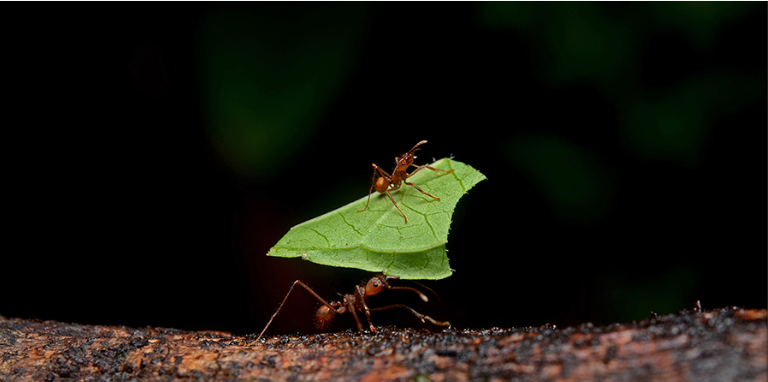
[255,275,449,341]
[357,140,454,223]
[266,155,486,280]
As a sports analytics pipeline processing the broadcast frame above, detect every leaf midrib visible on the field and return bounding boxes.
[272,240,448,254]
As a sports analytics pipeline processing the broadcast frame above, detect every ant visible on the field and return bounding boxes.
[255,275,450,341]
[357,140,454,223]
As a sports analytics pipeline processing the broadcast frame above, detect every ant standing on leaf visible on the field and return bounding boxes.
[255,275,450,341]
[357,140,454,223]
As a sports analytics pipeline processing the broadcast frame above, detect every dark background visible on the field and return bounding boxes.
[4,3,765,336]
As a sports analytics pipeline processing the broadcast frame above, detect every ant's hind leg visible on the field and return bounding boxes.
[358,164,381,213]
[357,184,375,213]
[358,164,393,213]
[255,280,343,342]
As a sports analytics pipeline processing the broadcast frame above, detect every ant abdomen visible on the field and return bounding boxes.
[374,177,390,193]
[314,305,336,330]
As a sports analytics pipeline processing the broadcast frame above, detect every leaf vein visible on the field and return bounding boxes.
[448,161,467,193]
[307,227,331,246]
[337,211,363,237]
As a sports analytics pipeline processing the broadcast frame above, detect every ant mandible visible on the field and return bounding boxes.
[255,275,450,341]
[357,140,454,223]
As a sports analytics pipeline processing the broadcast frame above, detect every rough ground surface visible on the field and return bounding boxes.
[1,307,765,382]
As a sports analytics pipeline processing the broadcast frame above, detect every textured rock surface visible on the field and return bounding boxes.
[1,307,765,381]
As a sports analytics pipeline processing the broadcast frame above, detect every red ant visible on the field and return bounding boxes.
[255,275,450,341]
[357,140,454,223]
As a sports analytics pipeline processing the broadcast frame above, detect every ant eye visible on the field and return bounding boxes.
[373,282,379,287]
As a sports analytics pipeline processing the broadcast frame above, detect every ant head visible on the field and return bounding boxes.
[396,153,415,169]
[395,141,427,170]
[364,275,391,296]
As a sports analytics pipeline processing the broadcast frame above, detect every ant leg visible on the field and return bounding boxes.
[380,276,439,303]
[404,181,441,201]
[357,164,379,213]
[346,298,366,332]
[385,190,408,223]
[408,164,455,178]
[356,286,378,332]
[256,280,345,342]
[370,304,451,327]
[385,285,430,302]
[404,164,455,201]
[405,281,441,302]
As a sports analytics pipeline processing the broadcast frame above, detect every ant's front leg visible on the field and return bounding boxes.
[407,164,455,178]
[356,285,378,332]
[404,164,455,202]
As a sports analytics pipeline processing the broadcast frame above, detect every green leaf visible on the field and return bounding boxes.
[267,158,486,279]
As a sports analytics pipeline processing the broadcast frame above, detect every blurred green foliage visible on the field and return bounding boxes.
[486,2,762,219]
[619,74,760,167]
[506,134,615,225]
[198,4,369,181]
